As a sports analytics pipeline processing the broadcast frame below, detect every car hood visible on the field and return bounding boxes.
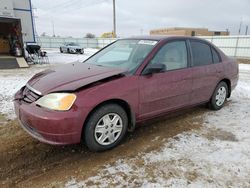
[27,62,126,95]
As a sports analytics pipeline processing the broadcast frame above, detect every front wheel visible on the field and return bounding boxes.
[84,104,128,152]
[209,81,228,110]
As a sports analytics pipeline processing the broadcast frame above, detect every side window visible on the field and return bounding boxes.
[150,41,188,71]
[212,48,221,63]
[190,41,213,66]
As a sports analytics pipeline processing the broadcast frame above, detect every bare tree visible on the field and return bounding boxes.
[85,33,95,38]
[41,32,47,37]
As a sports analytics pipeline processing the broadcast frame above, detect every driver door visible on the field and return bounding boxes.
[138,40,192,120]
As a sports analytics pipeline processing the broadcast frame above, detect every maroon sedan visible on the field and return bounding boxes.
[14,36,238,151]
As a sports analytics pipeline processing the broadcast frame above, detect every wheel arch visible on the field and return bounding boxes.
[220,78,231,98]
[81,99,136,140]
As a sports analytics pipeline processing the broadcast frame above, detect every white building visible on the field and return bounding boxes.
[0,0,35,68]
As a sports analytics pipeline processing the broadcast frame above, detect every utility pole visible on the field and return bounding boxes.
[113,0,116,38]
[31,4,39,41]
[238,19,243,35]
[52,20,55,37]
[246,25,249,35]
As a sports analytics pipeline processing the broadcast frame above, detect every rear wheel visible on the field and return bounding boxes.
[60,47,63,53]
[209,81,228,110]
[84,104,128,152]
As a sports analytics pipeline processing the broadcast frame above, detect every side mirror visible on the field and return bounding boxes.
[142,63,166,75]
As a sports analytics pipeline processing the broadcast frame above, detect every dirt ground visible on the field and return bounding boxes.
[0,107,205,188]
[237,58,250,64]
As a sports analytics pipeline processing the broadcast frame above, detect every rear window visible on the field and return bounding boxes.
[191,41,213,66]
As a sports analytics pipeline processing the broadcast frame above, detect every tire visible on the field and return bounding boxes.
[60,47,63,53]
[84,103,128,152]
[209,81,228,110]
[67,48,70,53]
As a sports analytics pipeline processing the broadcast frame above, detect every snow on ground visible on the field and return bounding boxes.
[66,64,250,188]
[0,48,97,119]
[0,72,33,119]
[45,48,98,64]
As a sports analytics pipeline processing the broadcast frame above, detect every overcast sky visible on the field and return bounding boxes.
[32,0,250,37]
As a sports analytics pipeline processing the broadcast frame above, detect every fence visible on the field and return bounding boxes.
[36,37,116,49]
[200,36,250,59]
[36,35,250,59]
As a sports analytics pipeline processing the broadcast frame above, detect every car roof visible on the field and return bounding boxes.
[66,42,78,44]
[123,35,206,42]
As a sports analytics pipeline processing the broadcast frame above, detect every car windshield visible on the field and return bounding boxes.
[84,39,158,72]
[67,43,79,46]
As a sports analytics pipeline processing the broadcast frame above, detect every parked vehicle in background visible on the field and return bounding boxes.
[14,36,238,152]
[60,42,84,54]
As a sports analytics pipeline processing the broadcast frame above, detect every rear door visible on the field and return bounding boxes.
[139,40,192,119]
[189,40,222,104]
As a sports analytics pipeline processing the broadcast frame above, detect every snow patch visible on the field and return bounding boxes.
[46,48,98,64]
[0,73,36,119]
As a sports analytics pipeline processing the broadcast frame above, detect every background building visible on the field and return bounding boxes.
[150,27,230,36]
[0,0,35,68]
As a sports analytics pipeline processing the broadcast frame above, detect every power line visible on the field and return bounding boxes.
[34,0,113,37]
[46,0,80,10]
[54,0,108,14]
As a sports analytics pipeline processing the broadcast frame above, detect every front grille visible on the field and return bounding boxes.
[76,49,82,53]
[22,86,41,103]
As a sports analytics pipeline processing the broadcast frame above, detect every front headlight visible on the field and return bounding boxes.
[35,93,76,111]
